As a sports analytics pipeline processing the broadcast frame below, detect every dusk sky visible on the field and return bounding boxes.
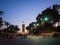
[0,0,60,28]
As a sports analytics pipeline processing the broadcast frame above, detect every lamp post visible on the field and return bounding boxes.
[33,23,39,29]
[41,17,48,26]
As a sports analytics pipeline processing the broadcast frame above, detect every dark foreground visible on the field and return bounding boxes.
[0,36,60,45]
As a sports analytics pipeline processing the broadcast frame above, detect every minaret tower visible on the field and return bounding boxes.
[22,21,25,32]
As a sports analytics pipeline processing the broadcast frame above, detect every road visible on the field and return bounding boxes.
[0,36,60,45]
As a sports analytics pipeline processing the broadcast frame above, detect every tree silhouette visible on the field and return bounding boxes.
[4,21,10,28]
[1,24,20,39]
[0,11,21,39]
[14,25,20,32]
[0,11,4,29]
[36,4,60,27]
[26,4,60,35]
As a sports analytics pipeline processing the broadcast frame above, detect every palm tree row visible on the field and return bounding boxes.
[0,11,20,39]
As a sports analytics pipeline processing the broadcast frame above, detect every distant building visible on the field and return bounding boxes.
[22,21,25,32]
[16,21,28,35]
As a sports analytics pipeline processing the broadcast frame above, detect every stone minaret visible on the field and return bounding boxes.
[22,21,25,32]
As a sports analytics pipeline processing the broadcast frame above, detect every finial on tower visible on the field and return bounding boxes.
[22,21,25,24]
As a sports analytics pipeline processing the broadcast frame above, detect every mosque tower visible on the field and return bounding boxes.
[22,21,25,32]
[16,21,28,35]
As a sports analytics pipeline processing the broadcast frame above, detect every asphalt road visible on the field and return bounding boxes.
[0,36,60,45]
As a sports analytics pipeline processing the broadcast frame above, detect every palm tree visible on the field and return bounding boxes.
[14,25,20,33]
[0,11,4,16]
[4,21,10,28]
[0,11,4,30]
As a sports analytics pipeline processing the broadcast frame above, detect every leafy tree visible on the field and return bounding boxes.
[14,25,20,32]
[0,11,4,29]
[36,4,60,27]
[0,11,4,15]
[7,25,20,33]
[26,4,60,35]
[26,26,30,30]
[4,21,10,28]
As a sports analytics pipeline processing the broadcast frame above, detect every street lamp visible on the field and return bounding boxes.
[44,17,48,21]
[33,24,36,26]
[40,18,43,21]
[33,23,39,27]
[36,23,39,26]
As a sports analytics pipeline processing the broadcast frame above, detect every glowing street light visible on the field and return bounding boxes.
[36,23,39,26]
[44,17,48,21]
[53,22,59,27]
[40,18,43,21]
[33,24,36,26]
[33,23,39,27]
